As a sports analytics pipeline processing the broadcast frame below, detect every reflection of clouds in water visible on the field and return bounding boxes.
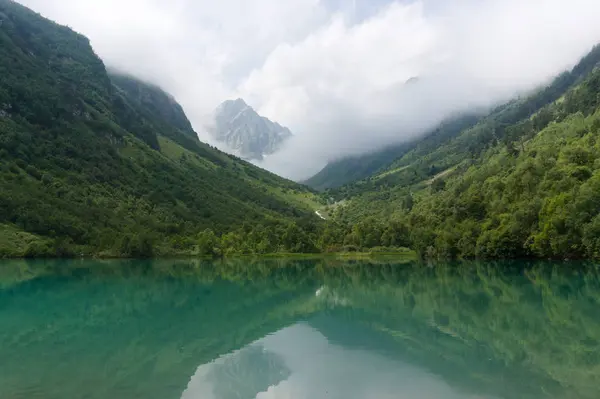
[181,343,290,399]
[182,323,498,399]
[255,381,294,399]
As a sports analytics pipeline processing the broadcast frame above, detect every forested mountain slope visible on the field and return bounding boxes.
[304,143,414,191]
[304,114,482,190]
[0,0,320,257]
[309,45,600,193]
[323,44,600,259]
[75,42,600,260]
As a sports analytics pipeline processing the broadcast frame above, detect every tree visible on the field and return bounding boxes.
[198,229,220,257]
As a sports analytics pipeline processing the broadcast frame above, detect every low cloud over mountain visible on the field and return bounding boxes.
[18,0,600,179]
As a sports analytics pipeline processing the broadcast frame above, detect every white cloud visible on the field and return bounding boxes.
[18,0,328,134]
[16,0,600,180]
[248,0,600,179]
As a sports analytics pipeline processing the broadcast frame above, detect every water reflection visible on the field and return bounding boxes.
[183,323,498,399]
[1,259,599,399]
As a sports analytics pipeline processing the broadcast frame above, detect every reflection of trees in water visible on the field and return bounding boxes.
[1,258,599,399]
[0,259,315,399]
[313,260,600,399]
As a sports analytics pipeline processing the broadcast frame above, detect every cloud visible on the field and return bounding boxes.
[17,0,328,125]
[16,0,600,180]
[247,0,600,179]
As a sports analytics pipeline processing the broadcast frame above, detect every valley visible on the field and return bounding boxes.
[2,0,600,260]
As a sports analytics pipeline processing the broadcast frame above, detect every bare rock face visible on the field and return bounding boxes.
[210,98,292,160]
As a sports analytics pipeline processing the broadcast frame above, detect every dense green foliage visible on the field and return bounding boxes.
[0,0,320,258]
[320,45,600,259]
[206,45,600,260]
[325,45,600,199]
[2,0,600,260]
[310,45,600,194]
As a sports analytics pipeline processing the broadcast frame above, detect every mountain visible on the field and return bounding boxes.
[304,114,482,190]
[0,0,321,258]
[318,44,600,259]
[312,47,600,195]
[3,0,600,261]
[210,98,292,160]
[304,145,413,191]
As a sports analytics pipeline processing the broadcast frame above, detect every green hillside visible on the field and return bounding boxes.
[304,114,481,191]
[321,46,600,199]
[304,143,414,191]
[0,0,321,258]
[319,44,600,259]
[3,0,600,260]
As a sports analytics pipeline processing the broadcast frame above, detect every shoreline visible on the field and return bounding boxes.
[0,251,418,261]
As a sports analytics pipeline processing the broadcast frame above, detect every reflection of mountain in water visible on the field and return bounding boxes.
[184,323,499,399]
[0,260,316,399]
[182,344,290,399]
[1,259,600,399]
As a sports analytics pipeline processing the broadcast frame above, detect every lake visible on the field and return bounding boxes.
[1,258,599,399]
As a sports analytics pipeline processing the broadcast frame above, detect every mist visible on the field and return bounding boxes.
[17,0,600,180]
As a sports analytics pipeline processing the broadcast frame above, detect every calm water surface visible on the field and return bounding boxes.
[1,258,599,399]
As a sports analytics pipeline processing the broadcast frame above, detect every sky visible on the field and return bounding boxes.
[17,0,600,180]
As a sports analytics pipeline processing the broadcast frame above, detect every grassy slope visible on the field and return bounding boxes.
[303,142,416,190]
[0,224,49,257]
[0,0,321,257]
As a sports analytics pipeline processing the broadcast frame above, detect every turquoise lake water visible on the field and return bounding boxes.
[1,258,599,399]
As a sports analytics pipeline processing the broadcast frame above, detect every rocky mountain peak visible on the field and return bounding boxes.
[210,98,293,160]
